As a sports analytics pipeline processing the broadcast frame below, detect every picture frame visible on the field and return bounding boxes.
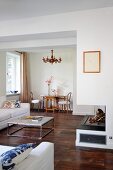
[83,51,100,73]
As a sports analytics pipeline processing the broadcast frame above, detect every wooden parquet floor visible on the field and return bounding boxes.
[0,111,113,170]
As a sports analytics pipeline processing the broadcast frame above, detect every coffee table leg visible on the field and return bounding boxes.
[39,126,42,139]
[7,123,10,135]
[7,123,24,136]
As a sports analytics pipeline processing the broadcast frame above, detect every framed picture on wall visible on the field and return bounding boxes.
[83,51,101,73]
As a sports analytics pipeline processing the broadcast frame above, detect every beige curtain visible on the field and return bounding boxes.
[19,52,30,103]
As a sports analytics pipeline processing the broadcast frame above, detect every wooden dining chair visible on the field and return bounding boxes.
[58,92,72,113]
[30,92,41,111]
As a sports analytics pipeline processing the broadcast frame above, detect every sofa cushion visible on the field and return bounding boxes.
[0,103,29,119]
[0,107,26,121]
[0,111,11,122]
[0,143,36,170]
[10,103,29,118]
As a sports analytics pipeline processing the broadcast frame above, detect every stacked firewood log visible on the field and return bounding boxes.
[89,109,105,124]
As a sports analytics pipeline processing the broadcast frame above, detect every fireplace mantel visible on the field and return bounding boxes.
[76,117,106,148]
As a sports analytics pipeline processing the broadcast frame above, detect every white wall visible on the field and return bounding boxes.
[28,49,74,109]
[0,7,113,148]
[76,8,113,148]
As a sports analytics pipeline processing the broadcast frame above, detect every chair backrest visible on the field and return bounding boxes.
[30,92,33,100]
[30,92,41,100]
[67,92,72,102]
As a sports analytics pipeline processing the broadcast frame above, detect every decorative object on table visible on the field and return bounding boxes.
[42,49,62,64]
[83,51,100,73]
[51,89,57,96]
[45,76,53,96]
[25,116,34,119]
[25,116,44,121]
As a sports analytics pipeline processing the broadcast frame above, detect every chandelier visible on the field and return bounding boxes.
[42,50,62,64]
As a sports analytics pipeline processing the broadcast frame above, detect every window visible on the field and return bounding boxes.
[6,52,20,94]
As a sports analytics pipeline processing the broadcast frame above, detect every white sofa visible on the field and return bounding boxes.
[0,96,30,130]
[0,142,54,170]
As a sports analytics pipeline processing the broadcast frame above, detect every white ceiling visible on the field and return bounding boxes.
[1,0,113,52]
[0,0,113,21]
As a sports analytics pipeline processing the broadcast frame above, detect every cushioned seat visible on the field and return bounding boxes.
[31,99,40,104]
[10,103,30,118]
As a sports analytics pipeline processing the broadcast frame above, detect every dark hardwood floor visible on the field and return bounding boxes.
[0,111,113,170]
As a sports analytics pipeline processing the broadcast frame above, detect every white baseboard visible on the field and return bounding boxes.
[74,111,94,115]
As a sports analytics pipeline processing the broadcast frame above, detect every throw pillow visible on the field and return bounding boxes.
[1,143,36,170]
[15,100,21,108]
[3,100,15,109]
[2,100,21,109]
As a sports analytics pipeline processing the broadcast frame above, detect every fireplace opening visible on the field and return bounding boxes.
[80,105,106,131]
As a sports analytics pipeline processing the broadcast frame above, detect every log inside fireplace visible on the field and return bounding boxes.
[80,115,105,131]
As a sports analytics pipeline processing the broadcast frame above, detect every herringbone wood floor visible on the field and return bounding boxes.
[0,111,113,170]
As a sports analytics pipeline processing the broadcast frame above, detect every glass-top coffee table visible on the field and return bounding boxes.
[7,116,54,139]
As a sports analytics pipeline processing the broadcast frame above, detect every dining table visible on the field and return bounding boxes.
[43,95,66,112]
